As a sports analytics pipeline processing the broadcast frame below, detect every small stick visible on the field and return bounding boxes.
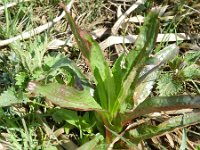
[0,0,75,47]
[111,0,146,35]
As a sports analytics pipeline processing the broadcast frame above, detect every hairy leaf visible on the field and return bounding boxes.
[182,64,200,79]
[0,88,24,107]
[28,82,102,111]
[125,11,159,76]
[184,50,200,65]
[157,73,183,96]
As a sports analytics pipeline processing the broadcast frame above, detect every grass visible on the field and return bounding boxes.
[0,0,200,149]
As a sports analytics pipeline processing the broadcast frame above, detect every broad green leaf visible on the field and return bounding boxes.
[125,11,159,77]
[46,55,89,88]
[112,67,137,116]
[28,82,102,111]
[134,44,179,106]
[112,11,159,116]
[112,54,126,94]
[76,133,104,150]
[112,11,159,92]
[122,95,200,124]
[128,112,200,144]
[63,9,116,113]
[0,87,25,107]
[84,36,116,112]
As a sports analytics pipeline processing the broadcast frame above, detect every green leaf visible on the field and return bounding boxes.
[45,54,89,90]
[122,95,200,124]
[157,73,183,96]
[76,133,104,150]
[0,87,25,107]
[112,54,126,94]
[63,9,116,113]
[134,44,179,106]
[63,10,90,59]
[112,11,160,116]
[182,64,200,79]
[184,50,200,65]
[180,128,187,150]
[125,11,159,76]
[28,82,102,111]
[52,109,79,125]
[47,55,87,82]
[15,72,28,86]
[84,36,116,112]
[128,112,200,144]
[112,11,159,91]
[10,35,48,73]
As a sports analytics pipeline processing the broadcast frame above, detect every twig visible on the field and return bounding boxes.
[111,0,146,35]
[0,0,31,11]
[183,4,200,14]
[100,33,190,50]
[47,32,190,50]
[108,118,150,150]
[0,0,75,47]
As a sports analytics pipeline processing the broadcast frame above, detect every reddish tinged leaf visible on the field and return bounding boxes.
[28,82,102,111]
[60,3,90,59]
[122,95,200,124]
[78,28,92,51]
[128,112,200,144]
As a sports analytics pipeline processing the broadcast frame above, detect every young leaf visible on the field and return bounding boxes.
[181,64,200,79]
[0,87,25,107]
[28,82,102,111]
[184,50,200,65]
[122,95,200,124]
[157,73,183,96]
[128,112,200,144]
